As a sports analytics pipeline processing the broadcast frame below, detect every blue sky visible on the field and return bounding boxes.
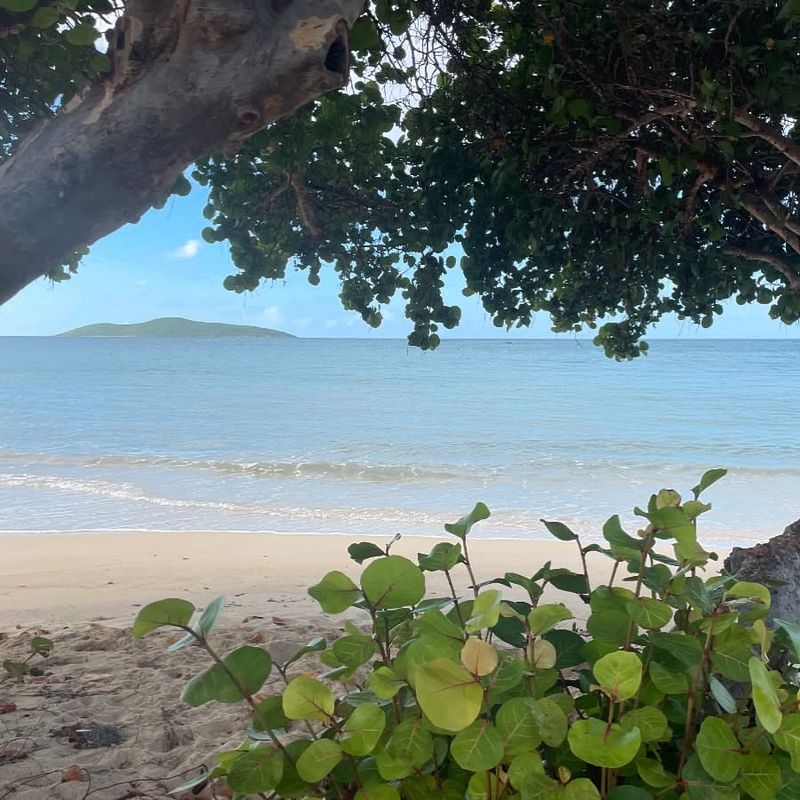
[1,183,799,340]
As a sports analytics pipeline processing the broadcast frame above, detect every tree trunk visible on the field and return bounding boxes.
[0,0,363,305]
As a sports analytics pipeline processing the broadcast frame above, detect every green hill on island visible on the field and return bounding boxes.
[59,317,295,338]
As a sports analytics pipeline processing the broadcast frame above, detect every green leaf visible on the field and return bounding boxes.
[530,697,568,747]
[649,660,689,694]
[749,656,783,733]
[628,597,673,629]
[367,665,404,699]
[308,570,361,613]
[528,603,572,636]
[568,718,641,768]
[355,786,401,800]
[30,636,53,656]
[711,626,753,681]
[296,739,343,782]
[282,675,335,721]
[460,638,499,676]
[182,646,271,706]
[361,556,425,608]
[228,747,283,794]
[544,629,586,668]
[444,502,490,539]
[196,596,225,638]
[692,468,727,497]
[283,635,327,667]
[741,753,782,800]
[540,519,578,541]
[620,707,669,742]
[682,754,740,800]
[546,569,589,594]
[348,542,386,564]
[636,756,674,787]
[349,17,381,50]
[496,697,542,755]
[65,21,98,46]
[774,618,800,661]
[386,718,434,767]
[709,675,737,713]
[563,779,601,800]
[415,657,482,732]
[252,695,291,732]
[32,7,60,28]
[467,771,503,800]
[695,717,742,782]
[333,633,376,668]
[465,589,502,633]
[0,0,37,11]
[342,704,386,756]
[451,720,504,771]
[774,714,800,768]
[593,651,642,700]
[607,789,653,800]
[418,542,462,571]
[171,174,192,197]
[132,598,194,638]
[2,660,27,678]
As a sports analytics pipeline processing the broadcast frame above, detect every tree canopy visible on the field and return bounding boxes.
[3,0,800,357]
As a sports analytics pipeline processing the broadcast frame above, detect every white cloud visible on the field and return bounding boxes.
[171,239,201,259]
[262,306,284,326]
[324,319,339,329]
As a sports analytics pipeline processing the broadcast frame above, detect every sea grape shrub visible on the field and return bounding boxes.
[134,470,800,799]
[2,634,54,678]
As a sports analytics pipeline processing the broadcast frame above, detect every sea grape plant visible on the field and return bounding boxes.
[134,470,800,799]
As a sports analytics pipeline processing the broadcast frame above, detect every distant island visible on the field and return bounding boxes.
[58,317,295,338]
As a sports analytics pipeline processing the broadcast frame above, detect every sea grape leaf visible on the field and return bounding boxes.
[132,598,195,638]
[593,651,642,701]
[528,603,572,636]
[296,739,343,782]
[342,704,386,756]
[450,720,504,771]
[308,571,361,613]
[227,746,283,794]
[460,638,499,676]
[415,658,482,732]
[496,697,542,755]
[282,675,335,721]
[196,596,225,638]
[540,519,578,542]
[361,556,425,608]
[695,717,742,782]
[182,646,271,706]
[749,656,783,733]
[445,502,490,539]
[418,542,462,571]
[348,542,386,564]
[567,718,641,768]
[465,590,502,633]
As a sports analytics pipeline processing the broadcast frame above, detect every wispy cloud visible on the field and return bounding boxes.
[171,239,201,259]
[262,305,284,326]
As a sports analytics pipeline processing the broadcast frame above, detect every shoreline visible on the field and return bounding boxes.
[0,530,731,630]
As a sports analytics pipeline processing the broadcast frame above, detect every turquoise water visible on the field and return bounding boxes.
[1,337,797,547]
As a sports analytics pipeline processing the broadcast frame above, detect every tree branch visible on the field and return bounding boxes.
[733,109,800,168]
[722,245,800,292]
[0,0,363,305]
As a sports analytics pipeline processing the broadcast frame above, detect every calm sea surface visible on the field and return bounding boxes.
[1,338,797,548]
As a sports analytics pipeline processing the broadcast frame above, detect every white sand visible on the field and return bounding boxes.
[0,531,727,799]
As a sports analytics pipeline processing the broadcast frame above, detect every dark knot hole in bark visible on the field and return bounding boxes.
[324,22,349,77]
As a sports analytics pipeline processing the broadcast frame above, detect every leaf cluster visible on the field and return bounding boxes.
[136,470,800,799]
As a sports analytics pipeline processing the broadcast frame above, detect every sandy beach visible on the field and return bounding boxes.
[0,531,728,799]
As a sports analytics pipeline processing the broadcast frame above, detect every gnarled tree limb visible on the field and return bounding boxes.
[0,0,363,305]
[722,246,800,292]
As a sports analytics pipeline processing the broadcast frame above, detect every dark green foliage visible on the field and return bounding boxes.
[136,470,800,798]
[192,0,800,357]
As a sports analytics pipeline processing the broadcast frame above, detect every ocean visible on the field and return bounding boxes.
[1,337,797,549]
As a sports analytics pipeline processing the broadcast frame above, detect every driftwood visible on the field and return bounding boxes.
[724,518,800,624]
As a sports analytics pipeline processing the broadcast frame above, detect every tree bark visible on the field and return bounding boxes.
[0,0,363,305]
